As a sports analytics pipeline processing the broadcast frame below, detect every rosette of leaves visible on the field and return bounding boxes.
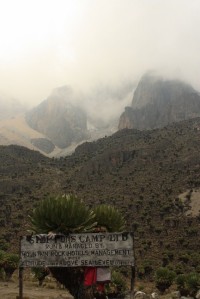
[29,194,97,234]
[93,204,126,232]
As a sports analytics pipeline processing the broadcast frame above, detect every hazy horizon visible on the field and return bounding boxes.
[0,0,200,106]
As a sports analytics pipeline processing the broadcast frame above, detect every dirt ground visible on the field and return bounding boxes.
[179,189,200,216]
[0,280,73,299]
[0,271,176,299]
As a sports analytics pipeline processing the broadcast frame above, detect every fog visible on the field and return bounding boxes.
[0,0,200,108]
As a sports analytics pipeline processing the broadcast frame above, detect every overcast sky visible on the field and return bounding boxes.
[0,0,200,106]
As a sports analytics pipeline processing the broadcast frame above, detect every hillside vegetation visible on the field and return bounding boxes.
[0,117,200,278]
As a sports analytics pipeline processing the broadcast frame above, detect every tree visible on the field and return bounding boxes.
[29,194,126,299]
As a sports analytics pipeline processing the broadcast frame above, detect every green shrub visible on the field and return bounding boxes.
[0,268,5,280]
[176,272,200,296]
[105,270,127,296]
[0,240,9,251]
[0,250,6,268]
[0,250,19,281]
[31,267,49,286]
[155,267,176,293]
[3,253,19,281]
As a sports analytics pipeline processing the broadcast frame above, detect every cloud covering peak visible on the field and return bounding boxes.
[0,0,200,105]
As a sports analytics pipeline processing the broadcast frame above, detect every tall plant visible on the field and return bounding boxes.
[28,194,126,299]
[29,194,97,234]
[93,204,126,232]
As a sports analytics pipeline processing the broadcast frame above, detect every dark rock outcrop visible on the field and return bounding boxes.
[119,73,200,130]
[31,138,55,154]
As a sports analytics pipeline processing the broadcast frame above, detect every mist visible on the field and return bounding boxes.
[0,0,200,110]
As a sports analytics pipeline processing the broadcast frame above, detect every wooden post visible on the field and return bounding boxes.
[19,266,23,299]
[130,266,135,299]
[130,232,135,299]
[19,236,23,299]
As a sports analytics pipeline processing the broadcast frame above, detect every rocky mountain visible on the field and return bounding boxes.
[0,83,133,156]
[0,117,200,277]
[25,86,89,149]
[119,73,200,130]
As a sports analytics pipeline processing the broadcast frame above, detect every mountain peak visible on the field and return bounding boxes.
[25,87,89,149]
[119,74,200,130]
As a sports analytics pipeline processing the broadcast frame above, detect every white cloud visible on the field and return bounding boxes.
[0,0,200,105]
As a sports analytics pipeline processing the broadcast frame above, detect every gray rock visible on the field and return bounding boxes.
[171,291,181,299]
[134,291,148,299]
[151,292,159,299]
[196,290,200,299]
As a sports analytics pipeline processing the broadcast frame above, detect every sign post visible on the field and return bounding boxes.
[19,232,135,297]
[19,266,23,299]
[130,232,135,299]
[19,236,23,299]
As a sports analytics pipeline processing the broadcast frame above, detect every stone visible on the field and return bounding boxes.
[170,291,181,299]
[196,290,200,299]
[134,291,148,299]
[151,292,159,299]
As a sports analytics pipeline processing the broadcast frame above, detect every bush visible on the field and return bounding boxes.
[0,239,9,251]
[31,267,49,286]
[0,250,19,281]
[105,270,127,296]
[155,267,176,293]
[3,253,19,281]
[176,272,200,296]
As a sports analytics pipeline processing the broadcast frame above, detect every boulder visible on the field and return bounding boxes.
[134,291,148,299]
[196,290,200,299]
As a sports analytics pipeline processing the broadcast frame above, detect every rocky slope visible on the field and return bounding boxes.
[119,73,200,130]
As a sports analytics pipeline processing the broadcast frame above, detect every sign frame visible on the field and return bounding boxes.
[19,232,135,299]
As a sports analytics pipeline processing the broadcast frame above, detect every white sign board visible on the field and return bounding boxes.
[20,232,134,267]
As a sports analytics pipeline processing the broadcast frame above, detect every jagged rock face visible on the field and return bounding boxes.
[119,74,200,130]
[26,87,89,148]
